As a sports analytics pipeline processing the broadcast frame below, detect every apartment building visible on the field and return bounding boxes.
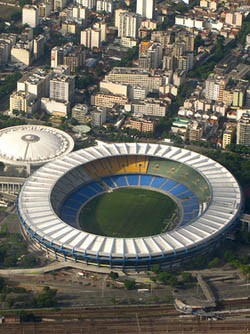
[49,74,75,103]
[10,91,39,114]
[132,99,166,117]
[129,118,155,132]
[105,67,164,93]
[22,5,39,28]
[237,112,250,146]
[72,104,88,123]
[17,68,51,98]
[92,93,128,108]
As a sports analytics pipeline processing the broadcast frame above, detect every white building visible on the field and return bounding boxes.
[136,0,155,20]
[72,104,88,123]
[92,107,107,127]
[11,43,31,66]
[51,43,73,68]
[132,99,166,117]
[93,21,107,42]
[118,12,141,38]
[17,68,51,98]
[41,98,70,117]
[115,8,127,28]
[10,90,39,115]
[81,28,101,49]
[33,34,45,60]
[50,74,75,103]
[22,5,39,28]
[74,0,96,9]
[96,0,112,13]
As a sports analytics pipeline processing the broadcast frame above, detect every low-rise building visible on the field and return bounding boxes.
[10,90,39,115]
[91,107,107,127]
[223,125,236,149]
[92,93,128,108]
[41,98,70,117]
[129,117,155,132]
[72,104,88,123]
[132,99,166,117]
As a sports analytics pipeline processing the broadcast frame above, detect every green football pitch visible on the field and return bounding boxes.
[79,188,178,238]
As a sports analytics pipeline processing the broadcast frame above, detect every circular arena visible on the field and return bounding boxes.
[17,143,242,271]
[0,125,74,168]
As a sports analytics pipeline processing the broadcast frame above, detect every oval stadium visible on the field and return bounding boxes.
[17,143,242,272]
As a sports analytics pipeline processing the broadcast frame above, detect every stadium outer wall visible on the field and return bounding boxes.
[17,143,243,272]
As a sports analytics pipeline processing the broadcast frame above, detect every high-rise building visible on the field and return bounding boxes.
[115,8,127,28]
[205,74,227,101]
[33,35,45,60]
[10,91,39,115]
[51,43,73,68]
[72,104,88,123]
[49,74,75,103]
[91,107,106,127]
[225,12,243,27]
[237,112,250,146]
[22,5,39,28]
[222,125,235,149]
[17,68,51,98]
[118,12,141,38]
[74,0,96,9]
[96,0,112,13]
[81,28,101,49]
[136,0,155,20]
[93,21,107,42]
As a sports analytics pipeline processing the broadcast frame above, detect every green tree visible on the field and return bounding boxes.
[208,257,220,268]
[20,254,38,268]
[109,271,119,280]
[124,279,136,290]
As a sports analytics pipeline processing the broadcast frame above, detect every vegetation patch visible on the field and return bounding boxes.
[79,188,178,238]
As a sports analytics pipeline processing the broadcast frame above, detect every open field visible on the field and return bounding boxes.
[0,5,20,19]
[79,188,178,238]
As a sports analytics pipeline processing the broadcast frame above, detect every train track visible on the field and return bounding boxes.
[0,318,250,334]
[1,300,250,333]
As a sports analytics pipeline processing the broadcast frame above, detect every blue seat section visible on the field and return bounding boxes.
[70,192,88,202]
[150,176,166,189]
[102,177,116,188]
[78,185,97,198]
[90,182,104,193]
[170,184,188,196]
[140,175,153,186]
[64,199,82,210]
[177,190,193,199]
[112,175,127,187]
[127,174,139,186]
[61,214,75,225]
[60,207,78,216]
[161,180,178,191]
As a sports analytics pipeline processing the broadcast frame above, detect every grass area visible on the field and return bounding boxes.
[79,188,178,238]
[147,158,210,203]
[0,5,20,19]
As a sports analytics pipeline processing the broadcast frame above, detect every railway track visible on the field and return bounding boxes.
[0,319,250,334]
[1,300,250,333]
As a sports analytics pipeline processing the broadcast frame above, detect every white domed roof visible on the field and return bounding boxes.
[0,125,74,166]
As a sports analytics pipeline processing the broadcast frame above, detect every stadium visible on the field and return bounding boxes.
[17,143,242,271]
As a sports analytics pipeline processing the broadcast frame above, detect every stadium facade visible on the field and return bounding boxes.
[17,143,242,271]
[0,125,74,174]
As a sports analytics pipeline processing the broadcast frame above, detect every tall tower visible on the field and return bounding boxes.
[136,0,155,20]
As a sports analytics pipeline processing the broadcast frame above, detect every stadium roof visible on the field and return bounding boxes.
[0,125,74,166]
[18,143,242,260]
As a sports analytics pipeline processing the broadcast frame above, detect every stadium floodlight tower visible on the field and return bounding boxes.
[17,143,243,272]
[0,125,74,175]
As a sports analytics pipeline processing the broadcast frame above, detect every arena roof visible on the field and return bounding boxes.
[17,143,242,260]
[0,125,74,166]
